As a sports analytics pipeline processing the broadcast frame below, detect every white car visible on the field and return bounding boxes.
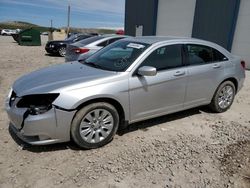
[1,29,16,36]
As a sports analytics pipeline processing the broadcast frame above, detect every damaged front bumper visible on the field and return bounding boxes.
[5,94,76,145]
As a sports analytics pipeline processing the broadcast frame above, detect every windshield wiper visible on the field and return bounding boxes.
[85,62,104,69]
[84,62,117,72]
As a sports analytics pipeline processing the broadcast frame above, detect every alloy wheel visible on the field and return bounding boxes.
[218,85,234,109]
[79,109,114,144]
[59,47,66,56]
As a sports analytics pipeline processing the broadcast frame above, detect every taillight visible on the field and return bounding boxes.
[72,48,90,54]
[241,60,246,69]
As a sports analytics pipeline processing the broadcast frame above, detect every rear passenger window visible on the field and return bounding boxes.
[213,49,228,62]
[98,38,124,47]
[187,44,228,65]
[97,40,109,47]
[187,44,213,65]
[108,37,124,44]
[140,44,183,71]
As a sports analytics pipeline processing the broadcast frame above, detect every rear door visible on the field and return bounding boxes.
[184,44,228,108]
[129,44,188,122]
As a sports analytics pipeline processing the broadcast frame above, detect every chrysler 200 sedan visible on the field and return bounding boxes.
[6,36,245,149]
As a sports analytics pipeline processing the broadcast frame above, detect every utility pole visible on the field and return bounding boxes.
[48,19,53,41]
[66,4,71,37]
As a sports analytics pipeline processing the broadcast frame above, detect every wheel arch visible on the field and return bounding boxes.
[73,97,127,129]
[209,77,238,104]
[220,77,238,92]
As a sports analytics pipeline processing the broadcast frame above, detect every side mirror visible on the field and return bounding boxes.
[138,66,157,76]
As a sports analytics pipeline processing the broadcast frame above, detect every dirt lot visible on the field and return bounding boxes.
[0,36,250,188]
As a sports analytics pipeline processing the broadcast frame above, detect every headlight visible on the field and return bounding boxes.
[17,94,59,115]
[50,44,55,48]
[7,88,13,99]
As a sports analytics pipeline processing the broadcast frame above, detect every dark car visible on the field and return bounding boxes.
[45,34,93,57]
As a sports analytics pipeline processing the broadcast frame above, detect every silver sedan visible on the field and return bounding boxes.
[65,35,128,62]
[6,36,245,149]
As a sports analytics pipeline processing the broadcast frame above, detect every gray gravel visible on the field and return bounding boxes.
[0,36,249,188]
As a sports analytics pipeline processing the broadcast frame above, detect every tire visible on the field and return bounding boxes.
[58,46,66,57]
[71,102,119,149]
[209,81,236,113]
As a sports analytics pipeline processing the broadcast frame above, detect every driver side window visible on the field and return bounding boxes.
[140,44,183,71]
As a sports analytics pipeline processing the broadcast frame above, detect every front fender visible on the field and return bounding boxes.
[53,80,130,121]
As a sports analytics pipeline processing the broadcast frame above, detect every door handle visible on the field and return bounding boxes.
[174,71,185,76]
[213,63,221,68]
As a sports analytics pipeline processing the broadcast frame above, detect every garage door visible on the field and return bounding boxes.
[156,0,196,37]
[231,0,250,69]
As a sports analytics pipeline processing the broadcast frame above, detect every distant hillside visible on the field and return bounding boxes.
[0,21,54,32]
[61,27,117,35]
[0,21,119,35]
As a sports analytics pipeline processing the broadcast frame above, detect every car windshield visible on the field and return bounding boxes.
[84,40,150,72]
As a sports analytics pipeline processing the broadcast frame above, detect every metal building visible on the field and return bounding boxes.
[125,0,250,69]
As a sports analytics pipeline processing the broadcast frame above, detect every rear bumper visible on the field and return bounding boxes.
[238,77,245,92]
[6,100,76,145]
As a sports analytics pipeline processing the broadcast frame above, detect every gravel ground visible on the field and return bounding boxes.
[0,36,249,188]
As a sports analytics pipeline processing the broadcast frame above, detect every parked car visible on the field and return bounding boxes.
[45,34,93,57]
[65,35,128,62]
[41,32,49,35]
[6,36,245,149]
[68,32,80,37]
[1,29,16,36]
[116,29,124,35]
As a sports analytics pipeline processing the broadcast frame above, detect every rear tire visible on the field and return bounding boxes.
[71,102,119,149]
[209,81,235,113]
[58,46,66,57]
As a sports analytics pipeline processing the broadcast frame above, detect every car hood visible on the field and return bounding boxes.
[13,62,117,96]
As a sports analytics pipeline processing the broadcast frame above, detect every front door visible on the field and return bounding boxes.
[129,44,187,122]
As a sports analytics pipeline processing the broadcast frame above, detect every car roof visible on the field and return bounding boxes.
[99,34,130,39]
[124,36,233,59]
[126,36,210,45]
[73,35,129,47]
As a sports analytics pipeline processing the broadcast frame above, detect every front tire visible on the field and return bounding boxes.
[71,102,119,149]
[209,81,235,113]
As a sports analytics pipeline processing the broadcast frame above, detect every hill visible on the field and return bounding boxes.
[62,27,117,35]
[0,21,119,34]
[0,21,53,32]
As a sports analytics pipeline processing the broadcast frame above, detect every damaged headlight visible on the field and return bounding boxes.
[17,94,59,115]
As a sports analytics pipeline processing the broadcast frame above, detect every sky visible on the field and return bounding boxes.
[0,0,125,29]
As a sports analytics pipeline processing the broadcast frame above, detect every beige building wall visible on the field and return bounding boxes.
[156,0,196,37]
[231,0,250,69]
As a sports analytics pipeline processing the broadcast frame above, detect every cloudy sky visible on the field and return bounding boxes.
[0,0,125,28]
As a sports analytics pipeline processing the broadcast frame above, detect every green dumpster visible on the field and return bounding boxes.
[11,33,20,42]
[18,28,41,46]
